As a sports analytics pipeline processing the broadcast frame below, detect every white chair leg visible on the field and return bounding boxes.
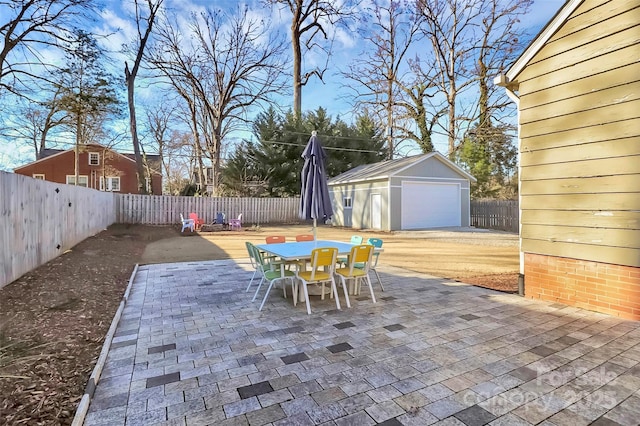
[302,282,311,315]
[339,276,351,308]
[292,278,299,307]
[366,275,377,303]
[246,270,258,292]
[372,268,384,291]
[331,278,341,310]
[252,277,265,302]
[259,279,277,311]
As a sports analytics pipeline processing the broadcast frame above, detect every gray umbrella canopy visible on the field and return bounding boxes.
[299,131,333,238]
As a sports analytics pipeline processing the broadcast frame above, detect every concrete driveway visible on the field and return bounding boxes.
[80,258,640,425]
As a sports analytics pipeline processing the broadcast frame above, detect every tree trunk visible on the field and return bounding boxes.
[126,62,147,194]
[292,27,302,118]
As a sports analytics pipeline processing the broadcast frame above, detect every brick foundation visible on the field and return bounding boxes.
[524,253,640,321]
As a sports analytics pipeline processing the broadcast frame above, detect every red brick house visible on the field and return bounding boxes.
[13,143,163,194]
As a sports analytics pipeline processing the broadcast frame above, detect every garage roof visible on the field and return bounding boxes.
[328,151,476,185]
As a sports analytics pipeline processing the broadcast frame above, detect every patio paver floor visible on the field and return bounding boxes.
[83,259,640,425]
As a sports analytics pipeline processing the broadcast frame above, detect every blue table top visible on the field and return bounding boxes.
[255,240,360,261]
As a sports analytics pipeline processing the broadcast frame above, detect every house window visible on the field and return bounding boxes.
[33,174,45,180]
[66,175,88,187]
[343,197,353,208]
[100,176,120,192]
[88,152,100,166]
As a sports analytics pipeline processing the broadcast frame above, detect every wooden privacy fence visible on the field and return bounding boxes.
[115,194,301,225]
[470,199,519,233]
[0,171,116,289]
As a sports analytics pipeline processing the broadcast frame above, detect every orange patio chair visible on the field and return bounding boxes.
[189,212,205,231]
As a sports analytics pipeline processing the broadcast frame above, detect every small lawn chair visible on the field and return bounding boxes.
[180,213,195,233]
[189,212,205,231]
[214,212,226,228]
[295,234,314,242]
[229,213,243,230]
[335,244,376,303]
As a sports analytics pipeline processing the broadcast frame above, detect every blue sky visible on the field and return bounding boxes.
[0,0,566,171]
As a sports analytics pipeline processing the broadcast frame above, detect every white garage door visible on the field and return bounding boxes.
[401,181,461,229]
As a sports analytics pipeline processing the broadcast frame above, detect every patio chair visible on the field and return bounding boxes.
[189,212,205,231]
[245,241,261,293]
[265,235,286,244]
[295,234,314,242]
[247,242,297,311]
[297,247,344,315]
[214,212,226,227]
[180,213,195,233]
[229,213,243,231]
[337,235,363,266]
[357,238,384,291]
[335,244,376,303]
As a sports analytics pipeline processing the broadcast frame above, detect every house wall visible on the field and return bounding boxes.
[329,180,389,230]
[515,0,640,318]
[14,145,162,194]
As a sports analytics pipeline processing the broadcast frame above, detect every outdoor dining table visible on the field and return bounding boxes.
[255,240,383,303]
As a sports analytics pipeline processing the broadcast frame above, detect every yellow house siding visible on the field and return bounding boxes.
[514,0,640,267]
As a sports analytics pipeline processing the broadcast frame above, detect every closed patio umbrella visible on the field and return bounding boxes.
[299,131,333,240]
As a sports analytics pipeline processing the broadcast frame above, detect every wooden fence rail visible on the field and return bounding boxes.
[470,200,519,233]
[115,194,301,226]
[1,171,116,289]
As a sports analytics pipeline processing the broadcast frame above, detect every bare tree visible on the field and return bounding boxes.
[0,83,67,159]
[343,1,425,158]
[474,0,531,128]
[148,6,288,194]
[124,0,163,194]
[415,0,482,158]
[266,0,350,117]
[145,101,191,195]
[415,0,531,159]
[0,0,94,96]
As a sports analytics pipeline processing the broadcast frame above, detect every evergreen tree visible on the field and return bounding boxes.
[457,123,517,199]
[222,107,387,196]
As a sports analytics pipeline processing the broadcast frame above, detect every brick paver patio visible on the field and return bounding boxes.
[83,259,640,425]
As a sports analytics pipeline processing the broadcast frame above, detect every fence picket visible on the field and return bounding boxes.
[470,200,518,233]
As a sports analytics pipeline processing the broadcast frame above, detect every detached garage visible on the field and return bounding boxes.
[328,153,476,231]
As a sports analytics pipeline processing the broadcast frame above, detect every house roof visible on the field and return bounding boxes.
[328,152,476,185]
[14,143,162,173]
[504,0,582,83]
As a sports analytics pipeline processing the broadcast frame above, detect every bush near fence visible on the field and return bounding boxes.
[470,199,519,233]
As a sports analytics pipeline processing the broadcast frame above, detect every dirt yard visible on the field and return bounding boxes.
[0,223,518,425]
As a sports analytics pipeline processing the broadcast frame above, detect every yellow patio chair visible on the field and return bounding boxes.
[359,238,384,291]
[337,235,363,266]
[297,247,347,315]
[335,244,376,303]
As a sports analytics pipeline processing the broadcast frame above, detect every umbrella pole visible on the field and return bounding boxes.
[313,218,317,241]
